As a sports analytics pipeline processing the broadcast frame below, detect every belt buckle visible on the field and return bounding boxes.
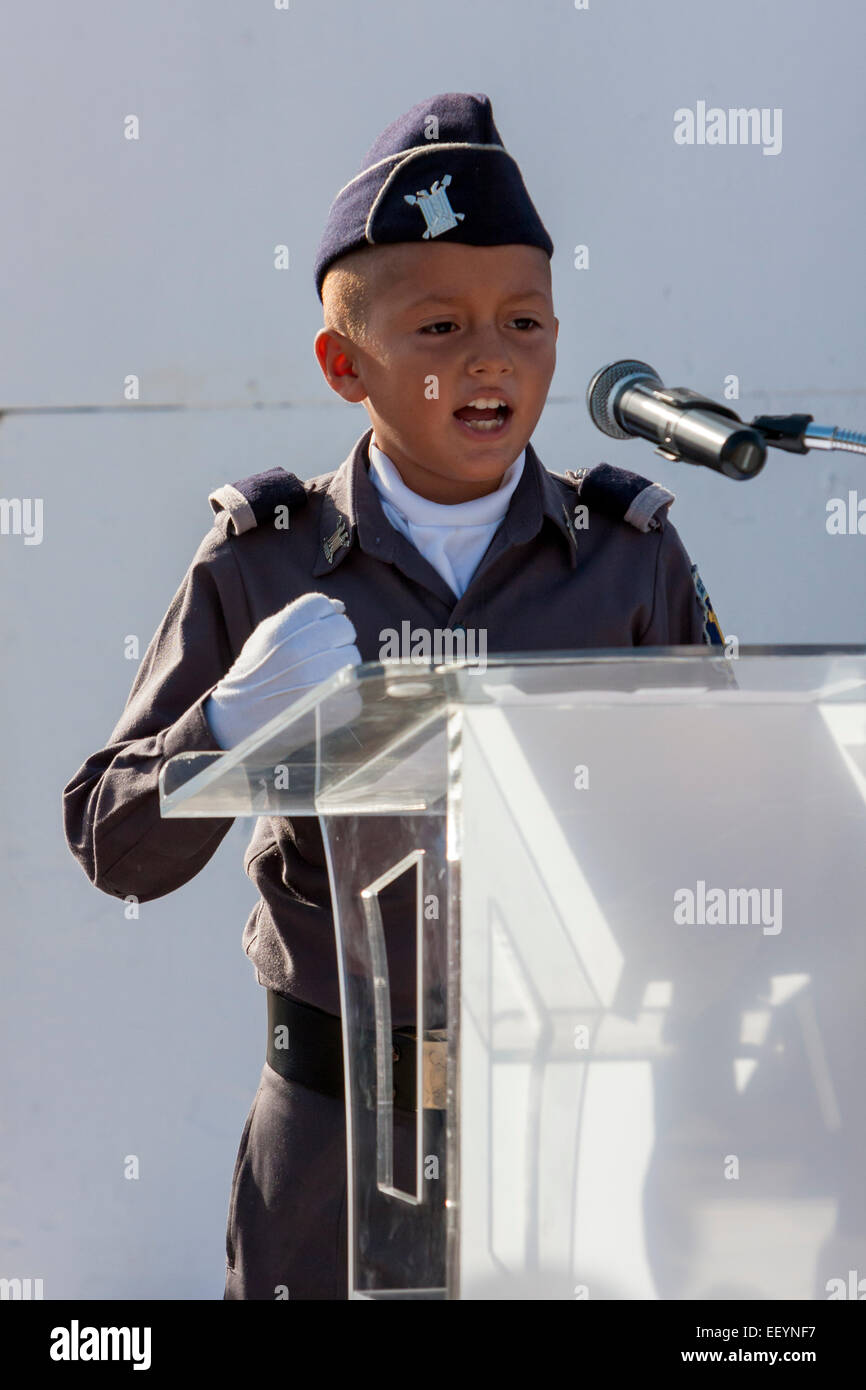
[422,1029,448,1110]
[392,1028,449,1110]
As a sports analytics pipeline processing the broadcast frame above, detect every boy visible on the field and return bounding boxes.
[63,91,723,1301]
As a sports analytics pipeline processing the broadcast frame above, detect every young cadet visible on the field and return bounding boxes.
[62,91,725,1301]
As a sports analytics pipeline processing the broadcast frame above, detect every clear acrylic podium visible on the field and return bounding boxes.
[160,648,866,1300]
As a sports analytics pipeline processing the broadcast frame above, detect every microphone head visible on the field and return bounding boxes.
[587,359,663,438]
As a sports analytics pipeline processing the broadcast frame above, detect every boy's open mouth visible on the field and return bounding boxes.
[453,396,513,436]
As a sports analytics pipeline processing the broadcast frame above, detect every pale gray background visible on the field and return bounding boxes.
[1,0,864,1298]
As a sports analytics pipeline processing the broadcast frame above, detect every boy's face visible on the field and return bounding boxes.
[315,242,558,503]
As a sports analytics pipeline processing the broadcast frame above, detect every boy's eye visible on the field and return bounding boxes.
[419,317,541,335]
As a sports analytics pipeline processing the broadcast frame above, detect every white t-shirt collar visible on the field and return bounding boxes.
[368,438,525,526]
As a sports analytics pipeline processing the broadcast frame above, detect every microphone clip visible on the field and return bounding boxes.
[749,413,814,454]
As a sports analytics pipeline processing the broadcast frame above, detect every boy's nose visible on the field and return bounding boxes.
[462,329,514,372]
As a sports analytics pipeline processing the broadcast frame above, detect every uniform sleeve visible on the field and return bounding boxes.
[637,517,720,647]
[62,531,242,902]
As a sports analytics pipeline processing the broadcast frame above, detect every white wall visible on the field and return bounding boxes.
[2,0,864,1298]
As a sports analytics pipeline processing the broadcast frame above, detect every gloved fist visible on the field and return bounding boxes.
[204,592,361,750]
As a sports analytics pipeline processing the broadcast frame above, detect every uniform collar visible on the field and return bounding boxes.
[311,434,361,577]
[311,425,578,578]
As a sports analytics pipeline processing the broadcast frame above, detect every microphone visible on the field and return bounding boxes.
[586,359,767,480]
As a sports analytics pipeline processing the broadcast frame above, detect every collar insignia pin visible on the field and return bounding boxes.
[404,173,465,239]
[323,516,350,564]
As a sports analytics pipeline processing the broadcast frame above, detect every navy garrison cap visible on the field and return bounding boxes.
[314,91,554,301]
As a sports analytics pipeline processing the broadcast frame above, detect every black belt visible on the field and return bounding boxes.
[266,989,421,1113]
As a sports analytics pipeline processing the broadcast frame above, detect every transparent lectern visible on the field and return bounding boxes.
[160,648,866,1300]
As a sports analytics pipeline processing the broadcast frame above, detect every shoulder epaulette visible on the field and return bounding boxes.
[563,462,675,533]
[208,467,308,536]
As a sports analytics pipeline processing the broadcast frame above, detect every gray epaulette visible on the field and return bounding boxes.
[208,467,308,536]
[563,462,675,533]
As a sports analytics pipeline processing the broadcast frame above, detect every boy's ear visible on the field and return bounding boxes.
[314,329,367,403]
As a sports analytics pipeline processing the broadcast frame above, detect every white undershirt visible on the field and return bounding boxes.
[367,438,526,598]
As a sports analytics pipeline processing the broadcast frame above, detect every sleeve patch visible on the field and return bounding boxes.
[691,564,726,646]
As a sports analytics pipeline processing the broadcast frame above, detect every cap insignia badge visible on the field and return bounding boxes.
[404,173,465,239]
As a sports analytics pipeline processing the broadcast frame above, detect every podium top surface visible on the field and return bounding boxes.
[158,647,866,818]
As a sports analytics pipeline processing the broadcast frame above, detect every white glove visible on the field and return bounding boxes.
[204,592,361,750]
